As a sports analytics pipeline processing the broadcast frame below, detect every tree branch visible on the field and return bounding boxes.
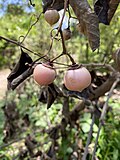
[89,72,118,100]
[69,101,85,122]
[20,12,43,43]
[0,36,40,57]
[83,63,116,72]
[0,138,24,150]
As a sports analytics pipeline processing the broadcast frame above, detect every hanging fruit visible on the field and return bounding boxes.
[64,65,91,91]
[62,28,72,41]
[44,9,60,26]
[33,63,56,86]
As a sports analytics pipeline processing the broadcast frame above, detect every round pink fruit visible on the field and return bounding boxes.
[64,67,91,91]
[33,63,56,86]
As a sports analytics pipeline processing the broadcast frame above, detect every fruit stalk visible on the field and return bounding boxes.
[56,0,69,34]
[60,30,76,65]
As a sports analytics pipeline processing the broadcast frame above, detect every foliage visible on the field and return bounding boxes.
[0,0,120,160]
[0,85,120,159]
[97,100,120,160]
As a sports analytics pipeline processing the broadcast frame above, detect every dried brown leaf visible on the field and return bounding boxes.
[7,49,33,90]
[94,0,109,25]
[70,0,100,51]
[76,22,87,36]
[47,83,58,109]
[108,0,120,23]
[39,83,58,109]
[42,0,64,12]
[84,11,100,51]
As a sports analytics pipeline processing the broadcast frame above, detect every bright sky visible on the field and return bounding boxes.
[0,0,33,16]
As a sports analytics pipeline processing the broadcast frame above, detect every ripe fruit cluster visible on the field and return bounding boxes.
[33,63,91,92]
[39,9,91,91]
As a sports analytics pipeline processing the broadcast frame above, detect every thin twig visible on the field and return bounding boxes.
[53,29,76,65]
[45,110,52,128]
[53,61,70,67]
[51,0,56,7]
[82,114,95,160]
[92,78,120,160]
[51,52,64,62]
[0,137,24,150]
[57,0,69,34]
[20,12,43,43]
[46,37,54,57]
[92,123,102,160]
[100,78,120,122]
[59,29,67,53]
[0,36,40,57]
[29,0,35,7]
[83,63,116,72]
[54,66,69,69]
[32,55,48,65]
[67,3,77,28]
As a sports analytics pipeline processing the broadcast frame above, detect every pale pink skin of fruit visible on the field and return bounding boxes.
[44,10,60,26]
[64,67,91,91]
[33,63,56,86]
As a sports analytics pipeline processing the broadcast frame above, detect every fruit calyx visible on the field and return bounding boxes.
[42,62,55,69]
[68,64,82,70]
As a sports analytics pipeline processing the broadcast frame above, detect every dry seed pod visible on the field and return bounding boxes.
[44,9,60,26]
[62,28,72,41]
